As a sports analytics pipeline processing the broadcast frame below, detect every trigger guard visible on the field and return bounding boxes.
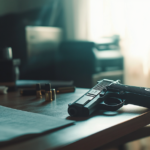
[99,97,125,111]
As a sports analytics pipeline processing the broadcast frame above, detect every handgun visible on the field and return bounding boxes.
[68,79,150,117]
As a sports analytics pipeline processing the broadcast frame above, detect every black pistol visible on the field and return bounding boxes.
[68,79,150,117]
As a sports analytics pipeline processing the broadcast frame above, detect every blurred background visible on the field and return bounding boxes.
[0,0,150,149]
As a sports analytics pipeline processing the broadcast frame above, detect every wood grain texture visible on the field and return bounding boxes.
[1,88,150,150]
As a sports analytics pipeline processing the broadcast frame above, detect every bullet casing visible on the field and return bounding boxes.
[45,90,53,101]
[52,89,56,100]
[36,90,42,98]
[36,83,42,98]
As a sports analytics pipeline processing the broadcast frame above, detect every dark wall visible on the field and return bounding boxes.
[0,2,63,59]
[0,0,64,80]
[0,13,27,62]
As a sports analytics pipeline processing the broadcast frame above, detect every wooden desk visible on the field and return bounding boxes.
[1,88,150,150]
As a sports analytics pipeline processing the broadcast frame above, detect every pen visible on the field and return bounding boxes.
[20,86,76,96]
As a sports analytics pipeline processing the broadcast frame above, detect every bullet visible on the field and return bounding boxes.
[36,83,42,98]
[52,89,56,100]
[45,83,52,101]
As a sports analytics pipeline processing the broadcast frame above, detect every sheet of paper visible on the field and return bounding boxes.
[0,105,74,145]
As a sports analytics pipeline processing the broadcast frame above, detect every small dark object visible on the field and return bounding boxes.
[68,79,150,117]
[36,83,41,90]
[0,47,20,90]
[0,47,13,60]
[45,83,51,91]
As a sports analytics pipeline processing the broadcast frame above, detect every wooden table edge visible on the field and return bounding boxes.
[2,110,150,150]
[54,110,150,150]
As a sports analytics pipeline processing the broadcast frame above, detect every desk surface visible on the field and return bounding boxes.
[1,88,150,150]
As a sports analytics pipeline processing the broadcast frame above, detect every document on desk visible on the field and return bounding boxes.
[0,105,74,146]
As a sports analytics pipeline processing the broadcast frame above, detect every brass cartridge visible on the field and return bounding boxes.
[45,83,52,101]
[36,83,42,98]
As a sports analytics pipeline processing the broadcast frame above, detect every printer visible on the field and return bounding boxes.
[55,40,124,88]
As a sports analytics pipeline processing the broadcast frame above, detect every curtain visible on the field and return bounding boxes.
[63,0,89,40]
[89,0,150,87]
